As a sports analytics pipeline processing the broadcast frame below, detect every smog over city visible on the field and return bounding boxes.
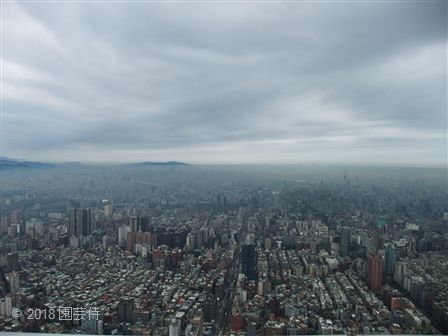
[0,1,447,336]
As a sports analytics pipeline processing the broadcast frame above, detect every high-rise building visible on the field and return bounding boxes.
[69,208,77,237]
[104,204,112,218]
[0,216,9,233]
[204,296,217,322]
[118,225,131,247]
[130,214,140,232]
[127,232,136,252]
[78,209,86,236]
[169,318,181,336]
[394,261,407,286]
[385,243,396,275]
[0,296,12,317]
[10,210,21,225]
[118,298,133,323]
[242,244,257,281]
[216,194,227,212]
[140,216,150,232]
[6,253,19,272]
[367,253,383,293]
[217,194,221,212]
[68,208,92,237]
[185,233,195,251]
[340,227,351,257]
[247,321,257,336]
[25,219,43,235]
[8,272,19,295]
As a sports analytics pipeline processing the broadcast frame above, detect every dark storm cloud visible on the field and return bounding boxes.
[2,1,447,165]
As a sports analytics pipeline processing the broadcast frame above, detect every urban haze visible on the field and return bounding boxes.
[0,1,447,336]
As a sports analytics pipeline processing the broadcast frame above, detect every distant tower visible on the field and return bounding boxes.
[185,233,195,252]
[340,227,351,257]
[216,194,227,212]
[10,210,21,225]
[69,208,77,237]
[242,244,257,281]
[385,243,396,275]
[6,253,19,272]
[104,203,112,218]
[140,216,150,232]
[367,253,383,293]
[85,209,92,235]
[130,214,140,232]
[69,208,91,237]
[217,194,224,212]
[77,209,91,236]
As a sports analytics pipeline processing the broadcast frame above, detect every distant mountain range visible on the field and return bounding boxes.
[0,157,191,170]
[0,157,55,170]
[127,161,191,167]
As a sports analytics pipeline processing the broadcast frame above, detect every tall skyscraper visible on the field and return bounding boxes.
[6,253,19,273]
[130,214,140,232]
[78,209,92,237]
[340,227,351,257]
[385,243,396,276]
[242,244,257,281]
[10,210,21,225]
[367,253,383,293]
[216,194,227,212]
[140,216,150,232]
[68,208,92,237]
[118,298,133,323]
[394,261,407,285]
[104,203,112,218]
[69,208,77,237]
[70,208,79,237]
[84,208,92,236]
[8,272,19,295]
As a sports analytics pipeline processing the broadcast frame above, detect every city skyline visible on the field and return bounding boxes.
[2,1,447,165]
[1,161,447,334]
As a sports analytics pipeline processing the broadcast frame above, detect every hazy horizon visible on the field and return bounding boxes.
[2,155,447,169]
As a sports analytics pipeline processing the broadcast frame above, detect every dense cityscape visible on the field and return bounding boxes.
[2,0,446,335]
[0,164,447,335]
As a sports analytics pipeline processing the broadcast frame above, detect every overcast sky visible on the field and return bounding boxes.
[2,1,447,165]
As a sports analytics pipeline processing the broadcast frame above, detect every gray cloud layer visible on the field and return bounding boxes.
[3,1,447,165]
